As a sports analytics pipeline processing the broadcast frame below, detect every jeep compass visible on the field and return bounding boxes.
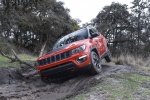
[37,27,111,81]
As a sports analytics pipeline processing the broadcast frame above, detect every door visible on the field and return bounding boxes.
[89,29,103,56]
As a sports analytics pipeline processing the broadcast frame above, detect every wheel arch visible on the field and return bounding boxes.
[89,47,102,75]
[90,47,100,58]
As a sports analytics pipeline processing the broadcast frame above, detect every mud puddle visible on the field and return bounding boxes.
[0,63,149,100]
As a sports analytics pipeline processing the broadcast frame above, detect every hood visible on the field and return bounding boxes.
[38,39,89,60]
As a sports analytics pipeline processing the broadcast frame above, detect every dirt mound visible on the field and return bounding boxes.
[0,63,150,100]
[0,65,35,85]
[0,68,23,84]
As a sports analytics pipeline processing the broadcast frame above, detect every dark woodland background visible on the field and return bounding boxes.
[0,0,150,58]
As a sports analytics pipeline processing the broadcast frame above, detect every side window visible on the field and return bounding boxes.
[92,28,99,35]
[89,29,94,34]
[89,28,99,38]
[89,29,95,37]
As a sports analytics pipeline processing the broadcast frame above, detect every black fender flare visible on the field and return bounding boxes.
[90,47,100,59]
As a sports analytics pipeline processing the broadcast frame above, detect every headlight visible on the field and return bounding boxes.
[72,45,86,54]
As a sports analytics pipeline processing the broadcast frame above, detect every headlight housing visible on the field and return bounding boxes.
[72,45,86,54]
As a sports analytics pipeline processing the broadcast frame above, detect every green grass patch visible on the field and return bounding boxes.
[0,55,20,68]
[17,54,37,61]
[112,74,150,85]
[0,54,37,68]
[73,74,150,100]
[0,55,10,62]
[73,94,86,100]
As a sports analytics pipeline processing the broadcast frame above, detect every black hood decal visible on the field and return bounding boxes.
[47,44,70,54]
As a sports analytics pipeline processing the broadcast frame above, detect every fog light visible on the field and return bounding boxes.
[76,55,87,63]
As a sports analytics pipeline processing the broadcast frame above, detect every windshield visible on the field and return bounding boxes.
[53,28,88,49]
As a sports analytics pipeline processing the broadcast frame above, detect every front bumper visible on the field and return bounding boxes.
[38,49,91,71]
[40,62,92,77]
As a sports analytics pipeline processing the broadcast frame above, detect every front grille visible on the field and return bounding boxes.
[38,50,72,66]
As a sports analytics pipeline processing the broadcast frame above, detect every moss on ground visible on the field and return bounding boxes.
[0,55,36,68]
[73,74,150,100]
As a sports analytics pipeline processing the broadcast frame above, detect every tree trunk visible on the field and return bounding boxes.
[39,40,47,57]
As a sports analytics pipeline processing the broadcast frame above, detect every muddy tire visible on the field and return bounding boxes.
[105,50,112,62]
[89,51,102,75]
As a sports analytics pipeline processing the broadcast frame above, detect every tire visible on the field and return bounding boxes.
[89,51,102,75]
[105,50,112,62]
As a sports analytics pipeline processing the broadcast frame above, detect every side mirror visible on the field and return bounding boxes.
[91,32,99,38]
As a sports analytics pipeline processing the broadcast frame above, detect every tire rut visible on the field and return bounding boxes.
[0,63,148,100]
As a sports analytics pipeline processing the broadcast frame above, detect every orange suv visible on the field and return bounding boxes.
[37,27,111,81]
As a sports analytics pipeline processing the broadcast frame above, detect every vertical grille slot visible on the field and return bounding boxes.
[43,59,47,65]
[47,57,51,64]
[66,51,71,57]
[51,56,55,62]
[61,52,65,59]
[39,60,43,66]
[56,54,60,61]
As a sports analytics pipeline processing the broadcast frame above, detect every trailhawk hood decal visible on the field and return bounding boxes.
[38,39,89,60]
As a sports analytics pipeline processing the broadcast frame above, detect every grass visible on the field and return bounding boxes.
[73,95,86,100]
[17,54,37,61]
[0,54,37,68]
[0,62,20,68]
[73,74,150,100]
[112,54,150,72]
[71,54,150,100]
[0,55,20,68]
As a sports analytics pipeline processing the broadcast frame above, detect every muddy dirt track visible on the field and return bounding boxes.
[0,63,150,100]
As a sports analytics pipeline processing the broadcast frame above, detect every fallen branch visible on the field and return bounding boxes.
[22,70,38,78]
[0,49,34,67]
[0,50,16,62]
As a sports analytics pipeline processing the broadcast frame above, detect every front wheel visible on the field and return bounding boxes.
[105,50,112,62]
[89,51,102,75]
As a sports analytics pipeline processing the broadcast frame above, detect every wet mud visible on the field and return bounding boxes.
[0,63,149,100]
